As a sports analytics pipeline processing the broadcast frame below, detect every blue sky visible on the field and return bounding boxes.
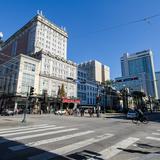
[1,0,160,79]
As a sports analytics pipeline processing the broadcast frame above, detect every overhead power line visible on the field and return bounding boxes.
[74,13,160,38]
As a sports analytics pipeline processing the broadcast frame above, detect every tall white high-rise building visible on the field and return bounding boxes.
[77,60,110,107]
[0,13,77,110]
[78,60,110,83]
[1,13,67,61]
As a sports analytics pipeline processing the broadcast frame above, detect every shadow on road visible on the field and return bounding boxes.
[0,137,105,160]
[0,136,68,160]
[67,150,104,160]
[137,143,160,149]
[117,147,160,155]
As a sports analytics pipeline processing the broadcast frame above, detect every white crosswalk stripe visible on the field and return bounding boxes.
[0,127,78,144]
[28,133,114,160]
[146,136,160,141]
[0,125,56,135]
[152,132,160,136]
[9,130,95,151]
[0,124,148,160]
[99,137,139,159]
[0,124,48,132]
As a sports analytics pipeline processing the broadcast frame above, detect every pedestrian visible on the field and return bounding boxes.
[80,108,84,117]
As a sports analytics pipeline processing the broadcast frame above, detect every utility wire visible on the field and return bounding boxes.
[73,13,160,38]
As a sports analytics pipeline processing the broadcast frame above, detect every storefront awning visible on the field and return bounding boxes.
[62,98,80,104]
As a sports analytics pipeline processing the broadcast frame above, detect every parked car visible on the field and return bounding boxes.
[55,110,66,115]
[1,109,14,116]
[126,110,137,119]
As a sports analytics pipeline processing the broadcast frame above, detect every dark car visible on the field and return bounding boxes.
[126,109,137,119]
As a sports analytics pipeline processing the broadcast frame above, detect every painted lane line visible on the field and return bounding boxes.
[146,136,160,141]
[0,128,78,144]
[0,125,56,135]
[0,124,48,132]
[10,130,94,151]
[28,133,114,160]
[99,137,139,159]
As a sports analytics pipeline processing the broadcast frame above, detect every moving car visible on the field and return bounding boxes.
[126,109,137,119]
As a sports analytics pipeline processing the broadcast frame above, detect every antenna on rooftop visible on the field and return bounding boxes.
[0,32,3,40]
[37,10,39,14]
[37,10,43,16]
[0,32,3,51]
[40,10,43,16]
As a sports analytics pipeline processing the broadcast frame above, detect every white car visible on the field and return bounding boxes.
[55,110,66,115]
[127,110,137,119]
[1,109,14,116]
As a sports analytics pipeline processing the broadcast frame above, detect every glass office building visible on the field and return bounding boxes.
[155,72,160,99]
[120,50,158,98]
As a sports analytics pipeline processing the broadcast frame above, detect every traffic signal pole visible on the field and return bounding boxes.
[21,94,29,123]
[22,86,34,123]
[96,84,101,118]
[22,86,30,123]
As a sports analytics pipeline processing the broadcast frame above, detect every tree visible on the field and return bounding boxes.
[57,84,66,111]
[104,80,114,86]
[60,84,66,98]
[120,88,129,113]
[131,91,146,110]
[103,80,115,111]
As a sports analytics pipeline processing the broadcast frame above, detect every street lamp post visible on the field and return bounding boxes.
[148,95,152,113]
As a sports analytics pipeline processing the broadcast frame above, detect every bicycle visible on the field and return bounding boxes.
[132,116,149,124]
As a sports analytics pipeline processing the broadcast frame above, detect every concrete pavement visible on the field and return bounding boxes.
[0,113,159,160]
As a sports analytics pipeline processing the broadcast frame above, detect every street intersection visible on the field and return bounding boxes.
[0,113,159,160]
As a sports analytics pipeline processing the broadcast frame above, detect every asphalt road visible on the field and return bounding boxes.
[0,113,160,160]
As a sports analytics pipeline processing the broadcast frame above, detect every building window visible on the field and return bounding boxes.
[11,41,17,56]
[24,62,36,72]
[21,73,35,93]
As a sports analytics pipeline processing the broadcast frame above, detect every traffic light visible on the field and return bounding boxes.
[96,96,101,104]
[43,90,48,103]
[30,86,34,96]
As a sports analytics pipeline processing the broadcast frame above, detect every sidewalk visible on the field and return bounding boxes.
[102,113,126,118]
[0,115,35,127]
[0,112,126,128]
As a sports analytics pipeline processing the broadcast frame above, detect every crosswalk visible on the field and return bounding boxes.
[0,123,159,160]
[146,129,160,142]
[124,129,160,160]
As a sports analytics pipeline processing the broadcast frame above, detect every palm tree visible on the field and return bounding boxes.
[103,80,114,111]
[131,91,146,111]
[120,88,129,113]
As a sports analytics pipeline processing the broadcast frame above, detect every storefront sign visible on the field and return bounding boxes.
[62,98,80,103]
